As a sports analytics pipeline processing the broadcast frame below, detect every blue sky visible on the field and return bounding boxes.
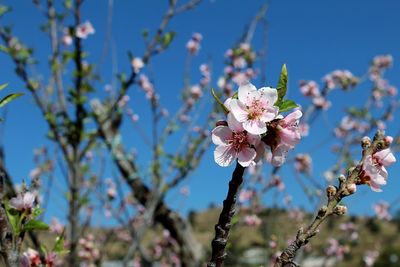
[0,0,400,224]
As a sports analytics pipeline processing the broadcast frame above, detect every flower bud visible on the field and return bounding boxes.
[317,205,328,218]
[384,136,393,145]
[347,183,357,194]
[334,205,347,215]
[326,185,337,199]
[361,136,371,148]
[338,174,346,184]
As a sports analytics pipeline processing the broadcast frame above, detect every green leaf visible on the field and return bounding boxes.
[0,5,10,17]
[53,230,69,254]
[278,99,298,113]
[160,31,176,49]
[32,206,44,218]
[5,203,20,234]
[276,64,288,106]
[0,83,8,91]
[211,88,229,114]
[22,220,49,232]
[64,0,72,9]
[0,93,23,107]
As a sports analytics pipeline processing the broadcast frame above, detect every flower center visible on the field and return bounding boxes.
[247,99,265,120]
[229,131,249,152]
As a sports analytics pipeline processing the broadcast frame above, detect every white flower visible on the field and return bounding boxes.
[230,82,279,135]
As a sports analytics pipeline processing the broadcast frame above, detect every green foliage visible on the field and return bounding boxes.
[0,93,23,107]
[275,64,298,113]
[276,64,288,106]
[22,220,50,232]
[0,5,10,17]
[278,99,298,113]
[5,203,19,234]
[53,231,69,254]
[211,88,229,114]
[159,31,176,49]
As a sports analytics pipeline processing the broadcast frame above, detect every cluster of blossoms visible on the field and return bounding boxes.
[105,178,117,200]
[138,74,156,100]
[212,82,302,167]
[334,115,371,138]
[78,235,100,267]
[369,55,393,81]
[217,43,257,96]
[323,70,358,90]
[21,248,58,267]
[325,238,350,260]
[127,108,140,122]
[299,80,331,110]
[294,153,312,174]
[149,230,181,267]
[10,191,35,212]
[339,222,359,241]
[131,57,145,73]
[62,21,95,46]
[50,217,64,235]
[373,201,391,220]
[358,136,396,192]
[363,250,380,267]
[186,32,202,55]
[243,214,262,226]
[117,94,130,108]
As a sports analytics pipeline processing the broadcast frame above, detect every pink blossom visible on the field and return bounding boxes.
[62,28,73,46]
[271,110,302,167]
[29,167,41,179]
[75,21,95,39]
[363,250,379,267]
[294,154,312,174]
[117,95,130,108]
[373,201,391,220]
[244,214,261,226]
[312,96,331,110]
[190,85,203,99]
[299,123,309,137]
[269,176,285,191]
[50,217,64,234]
[131,57,144,73]
[212,113,260,167]
[361,148,396,192]
[186,33,202,55]
[230,82,279,135]
[10,191,35,211]
[24,248,41,266]
[232,72,248,86]
[325,238,349,260]
[45,252,57,267]
[299,80,320,97]
[239,189,254,203]
[138,74,155,99]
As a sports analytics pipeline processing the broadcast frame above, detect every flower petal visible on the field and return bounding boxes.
[230,99,249,123]
[237,147,256,167]
[260,106,279,122]
[375,148,396,166]
[253,142,265,163]
[227,112,244,132]
[259,87,278,105]
[243,119,266,135]
[271,144,290,167]
[238,82,257,104]
[212,126,232,146]
[284,110,303,124]
[214,145,236,167]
